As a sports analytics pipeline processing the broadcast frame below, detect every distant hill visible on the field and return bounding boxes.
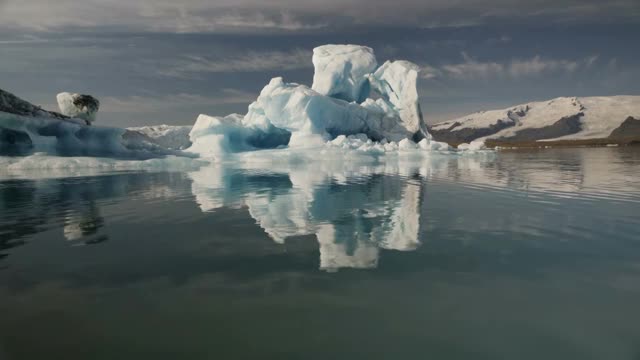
[429,96,640,146]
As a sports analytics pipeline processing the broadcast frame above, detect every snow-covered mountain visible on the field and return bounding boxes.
[127,125,192,150]
[429,96,640,144]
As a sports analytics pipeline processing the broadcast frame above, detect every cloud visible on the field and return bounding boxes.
[423,53,600,80]
[194,13,328,31]
[0,1,330,33]
[0,0,637,33]
[0,34,48,44]
[159,49,312,78]
[99,89,256,114]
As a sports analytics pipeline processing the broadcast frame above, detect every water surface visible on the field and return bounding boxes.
[1,147,640,359]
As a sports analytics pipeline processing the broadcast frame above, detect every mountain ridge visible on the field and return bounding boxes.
[429,96,640,145]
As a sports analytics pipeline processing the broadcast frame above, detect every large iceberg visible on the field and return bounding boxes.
[188,44,447,157]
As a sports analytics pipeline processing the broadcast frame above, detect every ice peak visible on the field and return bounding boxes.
[312,44,377,103]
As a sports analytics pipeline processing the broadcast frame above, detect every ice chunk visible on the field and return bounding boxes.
[398,138,417,150]
[325,134,451,154]
[188,112,290,157]
[368,60,428,139]
[188,114,247,157]
[312,45,377,103]
[457,139,486,151]
[418,138,451,151]
[56,92,100,124]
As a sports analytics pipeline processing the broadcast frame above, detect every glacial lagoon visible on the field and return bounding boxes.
[1,147,640,359]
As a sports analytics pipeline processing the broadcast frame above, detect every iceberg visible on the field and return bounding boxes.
[188,44,450,157]
[56,92,100,124]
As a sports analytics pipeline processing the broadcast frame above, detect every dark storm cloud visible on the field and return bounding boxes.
[0,0,638,32]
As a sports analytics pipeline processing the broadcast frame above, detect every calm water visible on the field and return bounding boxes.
[1,147,640,359]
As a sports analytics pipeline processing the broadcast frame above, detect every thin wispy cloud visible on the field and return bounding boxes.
[158,49,312,78]
[99,89,256,114]
[0,34,49,44]
[0,0,637,33]
[189,13,328,31]
[144,11,329,33]
[422,53,600,80]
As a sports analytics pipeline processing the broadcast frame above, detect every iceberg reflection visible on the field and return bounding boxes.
[189,158,429,271]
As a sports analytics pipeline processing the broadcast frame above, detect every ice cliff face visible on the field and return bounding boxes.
[368,60,427,138]
[189,44,439,157]
[57,92,100,124]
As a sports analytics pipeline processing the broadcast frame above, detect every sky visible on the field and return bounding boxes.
[1,0,639,127]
